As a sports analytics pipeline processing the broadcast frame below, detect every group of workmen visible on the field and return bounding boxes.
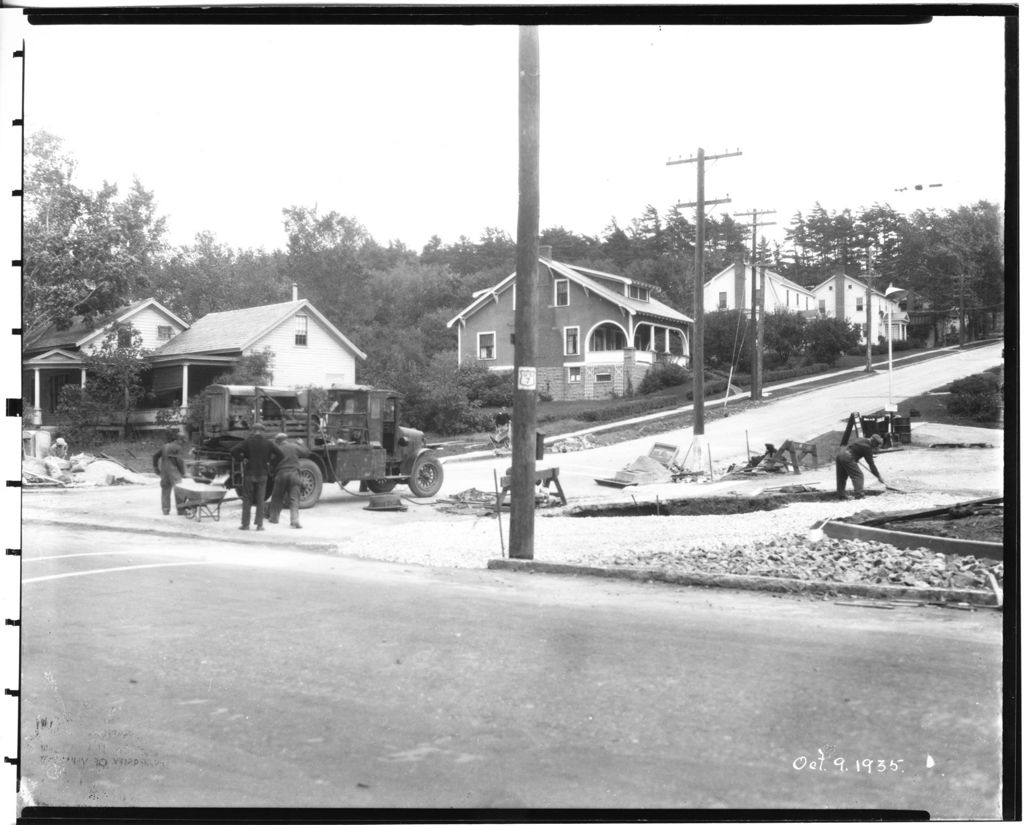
[152,423,311,529]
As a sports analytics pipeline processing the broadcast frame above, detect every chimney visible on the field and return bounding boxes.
[539,244,552,260]
[733,256,745,311]
[292,283,298,301]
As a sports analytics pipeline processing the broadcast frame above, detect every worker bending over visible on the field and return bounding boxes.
[836,433,885,499]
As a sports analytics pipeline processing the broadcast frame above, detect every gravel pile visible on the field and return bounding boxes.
[609,536,1003,589]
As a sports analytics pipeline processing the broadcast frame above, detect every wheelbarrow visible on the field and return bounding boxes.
[174,483,228,522]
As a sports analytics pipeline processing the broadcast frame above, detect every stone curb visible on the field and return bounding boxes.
[487,559,998,606]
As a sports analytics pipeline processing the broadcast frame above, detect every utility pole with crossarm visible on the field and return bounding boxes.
[667,147,741,475]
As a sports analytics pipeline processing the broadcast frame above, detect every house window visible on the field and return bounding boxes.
[595,371,612,383]
[627,284,650,302]
[819,300,826,314]
[478,332,496,360]
[567,366,581,383]
[295,315,308,346]
[554,279,569,307]
[116,325,132,348]
[786,290,790,307]
[718,291,728,310]
[157,325,173,341]
[564,326,580,356]
[856,297,864,312]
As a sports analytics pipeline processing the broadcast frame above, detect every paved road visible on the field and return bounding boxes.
[440,342,1004,499]
[19,524,1002,816]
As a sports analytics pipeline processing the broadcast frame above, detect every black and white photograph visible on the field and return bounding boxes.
[2,5,1012,821]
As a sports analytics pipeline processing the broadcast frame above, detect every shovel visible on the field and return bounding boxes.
[883,483,906,494]
[807,517,832,542]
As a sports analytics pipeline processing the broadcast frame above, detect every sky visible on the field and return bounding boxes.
[4,12,1010,255]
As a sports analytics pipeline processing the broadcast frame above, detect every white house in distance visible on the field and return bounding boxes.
[703,261,817,317]
[810,271,908,345]
[22,297,190,426]
[147,294,367,410]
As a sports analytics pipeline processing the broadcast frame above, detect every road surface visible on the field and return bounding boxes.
[18,524,1003,816]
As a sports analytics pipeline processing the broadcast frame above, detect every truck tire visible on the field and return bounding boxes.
[366,479,397,493]
[297,458,324,509]
[406,454,443,497]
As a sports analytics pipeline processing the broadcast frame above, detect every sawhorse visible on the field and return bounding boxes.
[498,466,567,509]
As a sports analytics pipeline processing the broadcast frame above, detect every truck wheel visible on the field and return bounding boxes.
[407,454,443,497]
[366,479,397,493]
[297,459,324,509]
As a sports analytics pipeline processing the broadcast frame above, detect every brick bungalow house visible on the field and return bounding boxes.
[447,248,693,401]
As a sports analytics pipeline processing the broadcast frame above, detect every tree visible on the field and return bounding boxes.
[24,132,167,335]
[802,316,860,365]
[80,326,152,432]
[703,309,751,372]
[763,309,807,367]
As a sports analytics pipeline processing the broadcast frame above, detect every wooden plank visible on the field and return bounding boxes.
[822,520,1003,560]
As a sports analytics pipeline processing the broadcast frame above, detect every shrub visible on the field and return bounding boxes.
[948,372,1002,422]
[637,361,688,394]
[55,385,106,449]
[803,317,861,365]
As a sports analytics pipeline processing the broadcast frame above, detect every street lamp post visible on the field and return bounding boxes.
[884,283,907,410]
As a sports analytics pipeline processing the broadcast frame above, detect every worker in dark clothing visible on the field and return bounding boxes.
[152,430,188,515]
[229,422,281,531]
[267,432,312,529]
[836,433,885,498]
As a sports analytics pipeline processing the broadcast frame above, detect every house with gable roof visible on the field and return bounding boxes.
[23,290,366,431]
[447,246,693,401]
[703,260,817,318]
[22,297,189,426]
[810,270,908,345]
[146,290,367,412]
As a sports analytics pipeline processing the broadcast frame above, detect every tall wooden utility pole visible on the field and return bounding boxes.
[667,148,740,469]
[735,209,776,400]
[864,245,874,373]
[509,26,540,560]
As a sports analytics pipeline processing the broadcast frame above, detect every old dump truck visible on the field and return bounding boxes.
[188,384,444,508]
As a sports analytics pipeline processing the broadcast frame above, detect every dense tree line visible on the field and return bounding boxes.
[25,132,1005,419]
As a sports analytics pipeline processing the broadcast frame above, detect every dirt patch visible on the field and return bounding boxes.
[866,501,1004,544]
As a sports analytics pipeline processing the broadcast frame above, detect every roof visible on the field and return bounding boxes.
[447,257,693,328]
[23,298,188,353]
[706,263,815,297]
[810,272,903,299]
[150,299,367,361]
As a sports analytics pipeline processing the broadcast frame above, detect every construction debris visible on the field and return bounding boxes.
[22,451,154,487]
[596,442,680,487]
[551,434,600,453]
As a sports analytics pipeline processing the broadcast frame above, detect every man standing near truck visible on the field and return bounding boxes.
[230,422,279,531]
[267,432,312,529]
[152,429,187,515]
